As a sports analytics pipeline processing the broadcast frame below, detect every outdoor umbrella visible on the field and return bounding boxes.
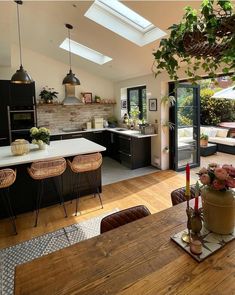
[211,86,235,100]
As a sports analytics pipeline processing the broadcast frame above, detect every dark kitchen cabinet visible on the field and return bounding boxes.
[119,134,151,169]
[10,82,36,106]
[0,80,10,146]
[106,132,120,161]
[50,135,62,141]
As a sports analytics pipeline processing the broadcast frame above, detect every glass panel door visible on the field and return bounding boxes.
[172,84,200,171]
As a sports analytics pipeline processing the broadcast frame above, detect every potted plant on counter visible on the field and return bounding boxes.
[30,127,50,150]
[200,133,209,146]
[39,86,58,104]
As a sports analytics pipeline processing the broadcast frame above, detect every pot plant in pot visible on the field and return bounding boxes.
[200,133,209,146]
[198,163,235,234]
[152,0,235,83]
[30,127,50,150]
[39,86,58,104]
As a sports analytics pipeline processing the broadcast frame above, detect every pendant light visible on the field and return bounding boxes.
[62,24,80,85]
[11,1,33,84]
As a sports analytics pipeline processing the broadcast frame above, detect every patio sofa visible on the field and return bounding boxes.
[178,126,235,155]
[201,126,235,154]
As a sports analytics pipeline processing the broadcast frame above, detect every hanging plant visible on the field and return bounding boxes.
[152,0,235,82]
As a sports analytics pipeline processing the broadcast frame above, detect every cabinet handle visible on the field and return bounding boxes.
[119,135,131,141]
[119,150,131,157]
[71,134,83,138]
[0,137,7,141]
[93,131,102,134]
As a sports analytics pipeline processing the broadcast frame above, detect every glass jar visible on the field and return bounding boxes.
[11,139,30,156]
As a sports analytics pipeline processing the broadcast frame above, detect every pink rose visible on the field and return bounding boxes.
[199,167,207,175]
[199,174,211,185]
[212,179,226,190]
[226,177,235,188]
[214,168,229,181]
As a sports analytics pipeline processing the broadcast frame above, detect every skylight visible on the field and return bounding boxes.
[85,0,166,47]
[60,38,112,65]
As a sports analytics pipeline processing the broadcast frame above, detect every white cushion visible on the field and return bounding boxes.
[209,129,217,137]
[178,129,185,137]
[184,127,193,137]
[200,127,211,137]
[209,137,235,146]
[216,129,229,138]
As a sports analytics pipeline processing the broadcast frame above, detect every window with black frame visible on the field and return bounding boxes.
[127,86,146,120]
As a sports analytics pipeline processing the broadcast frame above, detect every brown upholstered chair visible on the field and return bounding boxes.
[0,168,17,234]
[171,185,197,206]
[67,153,103,216]
[100,205,151,234]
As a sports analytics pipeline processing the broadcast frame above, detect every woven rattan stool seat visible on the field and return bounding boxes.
[67,153,102,173]
[0,169,16,189]
[28,158,66,180]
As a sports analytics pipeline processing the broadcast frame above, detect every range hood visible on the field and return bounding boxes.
[62,85,83,105]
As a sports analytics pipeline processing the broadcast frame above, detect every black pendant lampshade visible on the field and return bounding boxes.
[62,24,80,85]
[11,1,33,84]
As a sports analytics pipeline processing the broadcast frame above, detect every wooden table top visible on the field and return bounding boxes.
[14,203,235,295]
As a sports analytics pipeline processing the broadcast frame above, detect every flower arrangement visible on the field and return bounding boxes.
[30,127,50,146]
[198,163,235,191]
[39,86,58,103]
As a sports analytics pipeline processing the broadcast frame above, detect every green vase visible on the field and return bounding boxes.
[201,186,235,234]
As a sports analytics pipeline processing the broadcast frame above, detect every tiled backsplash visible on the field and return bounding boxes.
[37,104,114,131]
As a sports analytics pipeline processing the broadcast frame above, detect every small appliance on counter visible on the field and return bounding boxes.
[86,121,92,129]
[92,117,103,129]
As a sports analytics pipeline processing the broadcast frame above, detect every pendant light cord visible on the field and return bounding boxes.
[68,27,72,71]
[16,2,23,66]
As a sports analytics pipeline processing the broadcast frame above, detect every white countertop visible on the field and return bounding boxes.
[0,138,106,168]
[51,128,158,139]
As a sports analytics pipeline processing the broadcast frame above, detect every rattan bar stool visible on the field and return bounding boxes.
[0,168,17,234]
[67,153,103,216]
[27,157,68,227]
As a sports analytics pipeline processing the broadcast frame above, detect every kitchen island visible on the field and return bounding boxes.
[0,138,106,218]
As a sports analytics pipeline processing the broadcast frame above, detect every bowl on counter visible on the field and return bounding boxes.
[11,139,30,156]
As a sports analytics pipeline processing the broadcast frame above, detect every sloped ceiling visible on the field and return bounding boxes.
[0,1,203,82]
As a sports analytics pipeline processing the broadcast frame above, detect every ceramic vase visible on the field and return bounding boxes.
[201,186,235,234]
[38,143,47,150]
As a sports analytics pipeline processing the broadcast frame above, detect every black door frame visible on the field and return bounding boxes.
[169,82,200,171]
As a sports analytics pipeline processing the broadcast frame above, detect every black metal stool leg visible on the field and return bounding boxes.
[75,173,81,216]
[87,171,103,209]
[1,188,17,234]
[35,180,43,227]
[54,176,68,218]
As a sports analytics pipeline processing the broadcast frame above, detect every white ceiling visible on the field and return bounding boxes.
[0,1,209,82]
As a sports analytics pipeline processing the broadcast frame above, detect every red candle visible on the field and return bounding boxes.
[186,163,190,181]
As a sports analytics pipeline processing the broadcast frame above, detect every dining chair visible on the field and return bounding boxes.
[171,185,197,206]
[100,205,151,234]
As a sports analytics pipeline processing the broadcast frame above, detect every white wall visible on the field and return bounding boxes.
[0,44,115,103]
[114,73,170,170]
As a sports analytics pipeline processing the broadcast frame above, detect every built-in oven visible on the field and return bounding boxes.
[7,105,37,142]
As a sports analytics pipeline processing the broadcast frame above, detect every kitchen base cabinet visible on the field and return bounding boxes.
[119,135,151,169]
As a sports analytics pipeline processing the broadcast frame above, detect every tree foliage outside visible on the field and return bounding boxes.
[178,88,235,126]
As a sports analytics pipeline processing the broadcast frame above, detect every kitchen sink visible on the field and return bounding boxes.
[61,127,83,132]
[114,128,127,131]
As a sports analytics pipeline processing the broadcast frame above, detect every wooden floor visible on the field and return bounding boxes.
[0,170,188,249]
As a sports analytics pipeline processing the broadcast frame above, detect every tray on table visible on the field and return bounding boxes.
[171,226,235,262]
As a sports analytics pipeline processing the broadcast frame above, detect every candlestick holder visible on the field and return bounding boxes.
[190,208,203,235]
[181,198,193,243]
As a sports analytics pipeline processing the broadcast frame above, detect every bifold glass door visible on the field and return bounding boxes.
[170,84,200,171]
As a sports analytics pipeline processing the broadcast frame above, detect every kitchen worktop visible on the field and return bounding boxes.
[50,127,158,138]
[0,138,106,168]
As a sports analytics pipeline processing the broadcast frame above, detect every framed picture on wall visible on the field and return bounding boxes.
[82,92,92,103]
[149,98,157,111]
[121,100,127,109]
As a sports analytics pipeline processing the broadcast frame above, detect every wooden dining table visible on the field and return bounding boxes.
[14,202,235,295]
